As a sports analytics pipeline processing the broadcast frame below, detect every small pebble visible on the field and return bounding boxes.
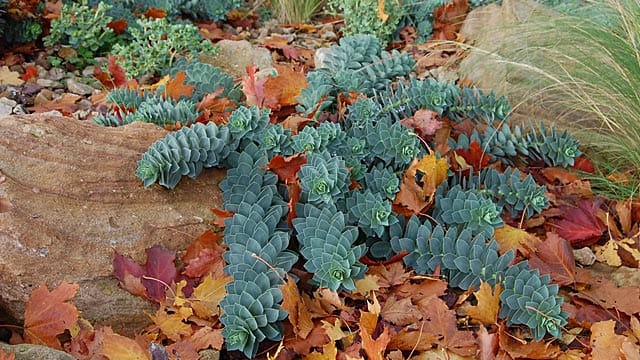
[573,247,597,266]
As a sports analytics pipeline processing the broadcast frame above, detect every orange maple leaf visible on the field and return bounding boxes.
[280,277,314,339]
[464,281,502,326]
[23,282,80,350]
[164,71,195,101]
[99,327,150,360]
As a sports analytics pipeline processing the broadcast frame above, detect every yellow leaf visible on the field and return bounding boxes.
[152,308,193,342]
[377,0,389,23]
[354,274,381,296]
[322,318,350,342]
[0,66,24,86]
[173,280,188,308]
[415,153,448,199]
[191,274,232,319]
[280,277,314,339]
[594,238,640,267]
[493,225,539,256]
[305,341,338,360]
[101,331,150,360]
[464,281,501,326]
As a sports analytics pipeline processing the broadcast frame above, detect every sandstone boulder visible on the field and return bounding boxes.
[0,114,225,334]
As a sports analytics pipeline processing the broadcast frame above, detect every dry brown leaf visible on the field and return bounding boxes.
[355,274,382,296]
[493,224,540,256]
[464,282,501,326]
[497,323,561,359]
[381,296,422,326]
[0,66,24,86]
[591,320,640,360]
[368,262,412,288]
[280,277,314,339]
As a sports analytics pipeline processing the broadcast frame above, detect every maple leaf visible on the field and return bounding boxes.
[29,93,81,116]
[266,153,307,184]
[190,274,232,319]
[571,155,595,173]
[182,230,223,264]
[394,153,448,214]
[368,262,412,288]
[107,19,128,34]
[528,232,576,285]
[576,275,640,316]
[196,89,237,125]
[280,277,314,339]
[93,55,132,89]
[189,326,224,351]
[388,297,477,356]
[541,167,581,185]
[280,115,310,134]
[113,245,177,303]
[0,66,23,86]
[393,278,448,309]
[380,296,422,327]
[242,64,269,108]
[464,282,502,326]
[493,224,539,257]
[285,321,330,356]
[163,71,195,101]
[400,109,443,138]
[20,64,38,81]
[594,237,640,267]
[591,320,640,359]
[306,342,338,360]
[183,246,227,279]
[0,348,15,360]
[454,139,491,172]
[209,208,233,229]
[361,324,390,360]
[431,0,470,41]
[477,325,498,360]
[99,327,150,360]
[321,319,350,342]
[242,64,308,110]
[354,274,382,296]
[152,307,193,342]
[24,282,80,350]
[555,198,607,247]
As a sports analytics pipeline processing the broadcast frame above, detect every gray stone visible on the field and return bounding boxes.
[0,102,12,117]
[81,66,95,78]
[573,247,597,266]
[36,78,62,88]
[47,67,66,81]
[199,349,221,360]
[0,114,225,335]
[0,97,17,108]
[314,47,331,69]
[200,40,273,78]
[0,343,74,360]
[66,78,95,96]
[34,89,55,105]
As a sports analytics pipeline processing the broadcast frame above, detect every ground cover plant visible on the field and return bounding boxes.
[0,0,640,359]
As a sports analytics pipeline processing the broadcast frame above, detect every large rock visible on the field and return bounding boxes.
[0,114,225,334]
[200,40,273,79]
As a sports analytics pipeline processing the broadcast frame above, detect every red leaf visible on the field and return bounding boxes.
[571,155,595,173]
[183,246,226,279]
[241,64,267,108]
[113,245,177,302]
[144,7,166,19]
[400,109,443,138]
[210,208,233,228]
[20,65,38,81]
[182,230,223,263]
[454,139,491,171]
[24,282,80,350]
[528,232,576,285]
[286,182,301,226]
[266,153,307,183]
[107,19,128,34]
[93,55,132,89]
[555,198,607,247]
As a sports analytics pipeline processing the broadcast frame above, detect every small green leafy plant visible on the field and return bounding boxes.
[327,0,405,44]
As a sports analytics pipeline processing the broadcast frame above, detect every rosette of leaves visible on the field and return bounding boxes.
[293,203,367,291]
[135,122,232,188]
[365,118,421,170]
[226,106,271,151]
[395,0,448,42]
[296,35,414,116]
[93,94,198,127]
[256,124,293,158]
[526,123,581,167]
[391,217,514,288]
[363,165,400,200]
[220,145,297,357]
[111,17,217,78]
[344,97,385,137]
[500,261,568,340]
[44,1,118,63]
[166,57,242,103]
[292,126,322,154]
[375,77,461,121]
[219,146,283,213]
[317,121,347,154]
[103,87,155,109]
[299,151,350,205]
[346,189,398,237]
[434,185,503,236]
[477,124,530,163]
[447,86,511,124]
[178,0,243,21]
[456,167,548,218]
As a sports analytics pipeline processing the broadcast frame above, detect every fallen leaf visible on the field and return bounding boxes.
[152,308,193,341]
[464,282,501,326]
[555,198,607,247]
[381,296,422,327]
[262,64,308,110]
[577,275,640,316]
[281,115,310,134]
[321,319,350,342]
[24,282,80,350]
[377,0,389,22]
[477,325,498,360]
[368,262,412,288]
[453,139,491,172]
[280,277,314,339]
[594,237,640,267]
[431,0,470,41]
[0,66,24,86]
[196,89,237,125]
[305,341,338,360]
[267,153,307,184]
[541,167,580,185]
[113,245,177,303]
[242,64,267,108]
[401,109,443,138]
[107,19,128,34]
[393,278,448,309]
[285,321,330,356]
[144,7,166,19]
[0,348,15,360]
[20,65,38,81]
[615,199,633,235]
[189,326,224,351]
[354,274,382,296]
[361,323,390,360]
[571,155,595,173]
[29,93,81,116]
[493,224,540,256]
[190,274,232,319]
[182,230,223,264]
[209,208,233,229]
[528,232,576,285]
[164,71,195,101]
[394,153,448,215]
[100,328,150,360]
[497,323,561,359]
[93,55,133,89]
[591,320,640,360]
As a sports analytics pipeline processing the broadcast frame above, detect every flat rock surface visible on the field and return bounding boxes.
[0,114,225,334]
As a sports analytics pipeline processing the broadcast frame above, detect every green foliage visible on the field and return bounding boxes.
[448,86,511,124]
[178,0,243,22]
[136,122,231,188]
[365,118,421,170]
[111,17,217,78]
[257,124,294,158]
[390,216,568,340]
[166,58,242,103]
[396,0,447,42]
[93,92,198,127]
[299,151,350,205]
[328,0,404,44]
[296,35,415,117]
[226,106,271,151]
[219,146,297,358]
[44,1,118,62]
[434,185,503,237]
[376,76,461,120]
[500,261,568,340]
[346,189,398,237]
[527,123,581,167]
[293,202,367,291]
[363,166,400,200]
[455,167,549,218]
[3,19,42,44]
